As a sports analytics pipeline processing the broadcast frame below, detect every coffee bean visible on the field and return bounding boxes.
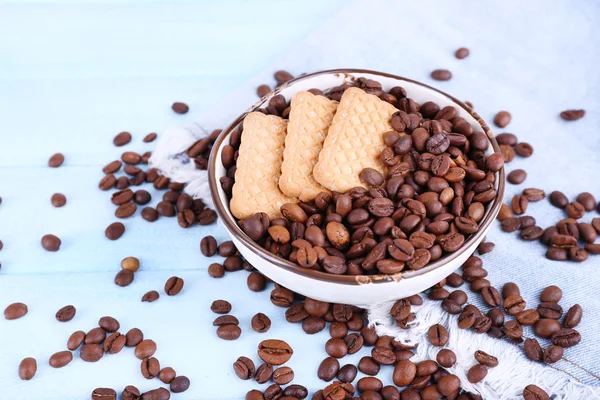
[493,111,511,128]
[18,357,37,381]
[92,388,117,400]
[467,364,487,383]
[357,377,383,393]
[48,153,65,168]
[551,234,577,248]
[534,318,561,338]
[172,102,189,114]
[199,236,217,257]
[41,234,61,251]
[80,344,103,362]
[317,357,340,382]
[271,287,294,307]
[49,192,68,208]
[523,338,543,362]
[539,285,562,303]
[114,269,134,287]
[115,202,137,218]
[170,376,190,393]
[49,351,73,368]
[427,324,449,346]
[234,356,256,380]
[217,324,242,340]
[125,328,143,347]
[164,276,184,296]
[474,350,498,367]
[211,299,231,314]
[516,309,540,326]
[121,386,141,400]
[478,241,495,255]
[302,316,326,334]
[104,332,126,354]
[543,345,563,363]
[112,131,132,147]
[514,142,533,157]
[273,366,294,385]
[551,328,581,348]
[135,339,157,359]
[371,346,396,365]
[55,305,76,322]
[538,302,562,319]
[66,330,85,351]
[98,316,119,332]
[481,286,501,307]
[455,47,470,59]
[564,304,582,328]
[523,385,550,400]
[560,109,585,121]
[141,388,170,400]
[105,222,125,240]
[139,289,159,303]
[436,349,456,368]
[258,339,293,365]
[431,69,452,81]
[4,302,28,320]
[139,207,158,222]
[511,195,528,215]
[392,360,417,386]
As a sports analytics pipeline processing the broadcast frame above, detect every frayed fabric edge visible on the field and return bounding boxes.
[367,299,600,400]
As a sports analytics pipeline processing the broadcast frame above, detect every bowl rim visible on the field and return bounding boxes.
[208,68,505,286]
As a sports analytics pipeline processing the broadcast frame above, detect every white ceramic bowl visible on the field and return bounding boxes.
[208,69,504,307]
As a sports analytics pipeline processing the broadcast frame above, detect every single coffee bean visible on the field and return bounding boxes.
[493,111,511,127]
[565,201,585,219]
[162,276,183,296]
[523,385,550,400]
[48,153,65,168]
[357,377,383,393]
[54,305,76,322]
[560,109,585,121]
[50,193,67,208]
[427,324,449,346]
[551,328,581,348]
[523,338,543,362]
[41,234,61,251]
[121,386,141,400]
[546,247,568,261]
[135,339,157,359]
[467,364,488,383]
[258,339,293,365]
[233,356,256,380]
[337,364,358,383]
[436,349,456,368]
[504,295,526,315]
[126,328,144,347]
[213,315,239,327]
[511,195,528,215]
[81,343,104,362]
[534,318,562,338]
[4,302,28,320]
[141,290,159,303]
[141,357,160,379]
[515,142,533,157]
[487,309,505,327]
[49,351,73,368]
[254,362,273,384]
[318,357,340,381]
[99,316,120,332]
[564,304,583,328]
[358,356,381,376]
[431,69,452,81]
[392,360,416,387]
[172,102,189,114]
[18,357,37,380]
[113,131,132,146]
[170,376,190,393]
[200,236,218,256]
[540,285,562,302]
[543,345,563,363]
[211,299,231,314]
[141,387,170,400]
[273,366,294,385]
[249,312,271,333]
[371,346,396,365]
[507,169,527,184]
[538,302,563,319]
[455,47,470,59]
[92,388,117,400]
[114,269,134,287]
[67,330,85,350]
[104,332,126,354]
[157,367,176,384]
[516,309,540,325]
[474,350,499,367]
[481,286,501,307]
[478,241,495,254]
[105,222,125,240]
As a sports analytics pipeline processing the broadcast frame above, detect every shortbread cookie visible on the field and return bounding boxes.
[313,87,398,192]
[279,91,338,202]
[230,112,296,219]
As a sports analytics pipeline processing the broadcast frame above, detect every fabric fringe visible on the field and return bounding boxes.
[148,123,214,209]
[367,299,600,399]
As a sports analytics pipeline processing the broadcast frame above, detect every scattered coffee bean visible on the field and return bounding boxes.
[257,84,271,97]
[170,376,190,393]
[67,330,85,350]
[318,357,340,382]
[55,305,76,322]
[92,388,117,400]
[126,328,144,347]
[392,360,416,386]
[172,102,189,114]
[41,234,61,251]
[105,222,125,240]
[104,332,126,354]
[99,316,120,332]
[113,131,132,146]
[258,340,293,365]
[141,290,159,303]
[18,357,37,381]
[564,304,582,328]
[474,350,498,367]
[114,269,134,287]
[200,236,218,257]
[523,385,550,400]
[122,385,141,400]
[467,363,487,383]
[427,324,449,346]
[143,132,157,143]
[141,387,170,400]
[493,111,511,128]
[478,241,495,254]
[515,142,533,157]
[164,276,184,296]
[141,207,159,222]
[211,299,231,314]
[543,345,563,363]
[48,153,65,168]
[135,339,157,359]
[436,349,456,368]
[49,351,73,368]
[431,69,452,81]
[217,324,242,340]
[560,109,585,121]
[273,366,294,385]
[4,302,28,320]
[234,356,256,380]
[51,193,67,207]
[455,47,470,59]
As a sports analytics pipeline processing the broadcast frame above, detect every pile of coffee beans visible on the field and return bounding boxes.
[99,124,219,241]
[224,76,505,277]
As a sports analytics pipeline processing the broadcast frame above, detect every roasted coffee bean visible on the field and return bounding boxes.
[114,269,134,287]
[97,316,119,332]
[253,362,273,384]
[474,350,498,367]
[141,387,170,400]
[113,131,132,147]
[503,320,523,339]
[538,302,562,319]
[105,222,125,240]
[80,343,104,362]
[140,207,158,222]
[67,330,85,350]
[50,192,67,208]
[493,111,511,128]
[515,142,533,157]
[318,357,340,381]
[467,364,487,383]
[213,315,239,326]
[216,324,241,340]
[357,377,383,393]
[41,234,61,251]
[579,223,597,243]
[565,201,585,219]
[534,318,562,338]
[210,299,231,314]
[371,346,396,365]
[523,385,550,400]
[4,302,28,320]
[522,188,545,202]
[18,357,37,381]
[548,191,569,209]
[335,364,358,384]
[55,305,76,322]
[455,47,470,59]
[487,309,505,327]
[273,366,294,385]
[141,290,159,303]
[472,316,492,334]
[551,328,581,348]
[564,304,583,328]
[48,153,65,168]
[540,285,562,302]
[104,332,126,354]
[120,256,140,272]
[543,345,563,363]
[121,385,141,400]
[392,360,416,386]
[343,332,364,354]
[171,102,189,114]
[271,287,295,307]
[511,195,528,215]
[124,328,143,348]
[49,351,73,368]
[436,349,456,368]
[164,276,184,296]
[523,338,543,362]
[325,338,348,358]
[427,324,449,346]
[503,295,526,315]
[390,299,411,321]
[431,69,452,81]
[516,309,540,325]
[234,356,256,380]
[550,234,577,248]
[560,109,585,121]
[481,286,501,307]
[507,169,527,184]
[416,360,438,377]
[91,388,117,400]
[141,357,160,379]
[258,340,293,365]
[358,356,380,376]
[170,376,190,393]
[134,339,157,360]
[519,216,536,229]
[360,168,385,186]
